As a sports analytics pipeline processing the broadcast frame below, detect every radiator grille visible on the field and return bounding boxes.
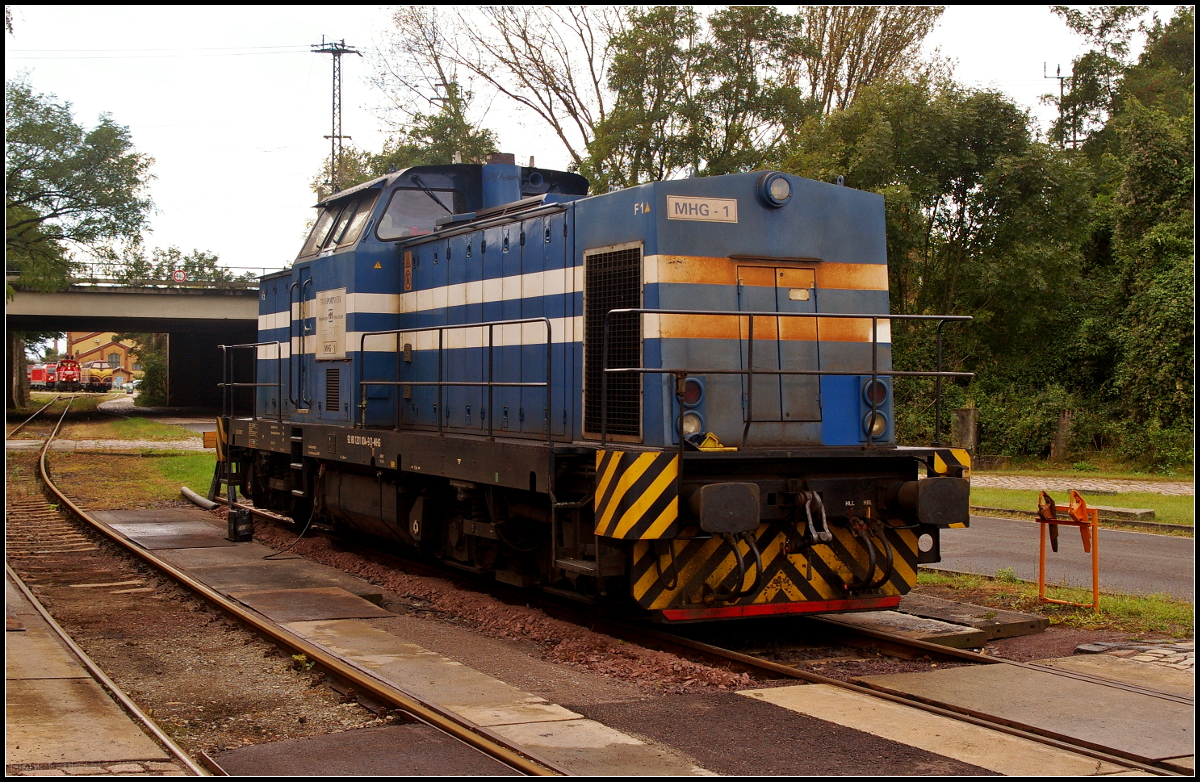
[326,367,340,412]
[584,245,642,438]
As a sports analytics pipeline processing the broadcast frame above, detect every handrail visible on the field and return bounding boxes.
[289,277,313,409]
[219,341,284,422]
[599,308,972,448]
[357,317,554,446]
[287,281,299,409]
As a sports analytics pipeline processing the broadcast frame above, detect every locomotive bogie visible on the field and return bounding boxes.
[226,159,972,621]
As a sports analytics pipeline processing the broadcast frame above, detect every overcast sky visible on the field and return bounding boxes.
[6,5,1176,275]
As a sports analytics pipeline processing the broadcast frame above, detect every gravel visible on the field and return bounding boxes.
[249,518,754,692]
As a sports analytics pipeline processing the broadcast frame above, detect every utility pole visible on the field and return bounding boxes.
[1044,62,1076,149]
[312,36,361,194]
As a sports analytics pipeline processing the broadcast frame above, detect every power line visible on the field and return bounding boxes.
[7,48,311,60]
[9,45,305,52]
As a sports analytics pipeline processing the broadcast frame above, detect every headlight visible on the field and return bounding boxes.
[863,411,887,438]
[863,379,888,406]
[681,411,703,436]
[758,172,792,208]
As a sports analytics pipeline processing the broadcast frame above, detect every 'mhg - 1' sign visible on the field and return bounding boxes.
[666,196,738,223]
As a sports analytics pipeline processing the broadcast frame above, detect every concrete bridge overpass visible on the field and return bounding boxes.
[7,283,261,407]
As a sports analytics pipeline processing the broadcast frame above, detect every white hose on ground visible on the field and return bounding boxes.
[181,486,220,510]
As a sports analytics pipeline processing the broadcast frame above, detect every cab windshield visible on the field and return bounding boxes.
[296,191,380,260]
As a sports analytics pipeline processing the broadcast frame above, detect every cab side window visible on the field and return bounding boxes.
[376,188,463,241]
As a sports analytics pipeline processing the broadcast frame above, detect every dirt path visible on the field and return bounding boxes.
[972,474,1193,496]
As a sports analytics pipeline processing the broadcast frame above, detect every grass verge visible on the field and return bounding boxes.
[20,392,121,416]
[60,416,202,441]
[970,486,1194,527]
[46,451,217,509]
[915,568,1193,638]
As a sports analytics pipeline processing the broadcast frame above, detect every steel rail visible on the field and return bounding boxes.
[217,510,1181,775]
[7,393,64,438]
[634,620,1180,774]
[804,617,1192,705]
[35,413,567,776]
[6,565,210,777]
[23,398,209,776]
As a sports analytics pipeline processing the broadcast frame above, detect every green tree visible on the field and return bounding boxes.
[1120,7,1195,118]
[786,80,1089,321]
[584,5,943,190]
[793,6,945,114]
[312,93,498,201]
[115,332,168,407]
[5,79,154,299]
[96,245,253,285]
[583,6,704,190]
[1056,6,1194,467]
[1104,99,1193,427]
[1046,5,1147,149]
[783,78,1094,449]
[374,7,943,191]
[691,6,811,176]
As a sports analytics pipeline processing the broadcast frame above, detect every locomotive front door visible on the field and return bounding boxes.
[737,266,821,422]
[774,267,821,421]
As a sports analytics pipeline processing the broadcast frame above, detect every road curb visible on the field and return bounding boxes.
[969,506,1192,534]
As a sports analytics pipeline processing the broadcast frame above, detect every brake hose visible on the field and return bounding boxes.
[709,531,765,602]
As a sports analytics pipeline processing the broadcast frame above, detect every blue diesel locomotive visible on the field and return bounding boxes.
[222,153,972,621]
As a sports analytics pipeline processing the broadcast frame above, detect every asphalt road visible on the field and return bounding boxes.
[935,515,1195,602]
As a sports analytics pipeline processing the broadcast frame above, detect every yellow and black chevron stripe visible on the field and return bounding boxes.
[594,450,679,539]
[930,448,971,479]
[931,447,970,528]
[631,521,919,610]
[215,417,228,462]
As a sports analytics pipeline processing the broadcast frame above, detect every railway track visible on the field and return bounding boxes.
[643,624,1185,775]
[234,502,1187,776]
[6,393,66,438]
[9,402,564,777]
[6,565,207,776]
[12,404,1187,776]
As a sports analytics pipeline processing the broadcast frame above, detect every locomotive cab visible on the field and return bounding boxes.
[227,157,972,623]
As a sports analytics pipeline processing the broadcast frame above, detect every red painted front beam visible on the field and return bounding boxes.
[660,594,901,622]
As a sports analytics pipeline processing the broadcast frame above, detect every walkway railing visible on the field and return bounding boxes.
[357,317,554,445]
[7,262,287,290]
[218,342,285,422]
[599,308,973,449]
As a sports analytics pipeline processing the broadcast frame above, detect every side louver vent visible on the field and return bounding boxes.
[584,245,642,439]
[326,367,340,411]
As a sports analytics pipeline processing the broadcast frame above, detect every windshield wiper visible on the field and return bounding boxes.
[411,175,453,214]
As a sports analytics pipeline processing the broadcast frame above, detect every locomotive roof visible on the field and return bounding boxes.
[314,173,390,207]
[315,163,590,208]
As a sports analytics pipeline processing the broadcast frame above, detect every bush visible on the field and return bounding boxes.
[135,351,168,407]
[1109,418,1194,474]
[973,384,1075,457]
